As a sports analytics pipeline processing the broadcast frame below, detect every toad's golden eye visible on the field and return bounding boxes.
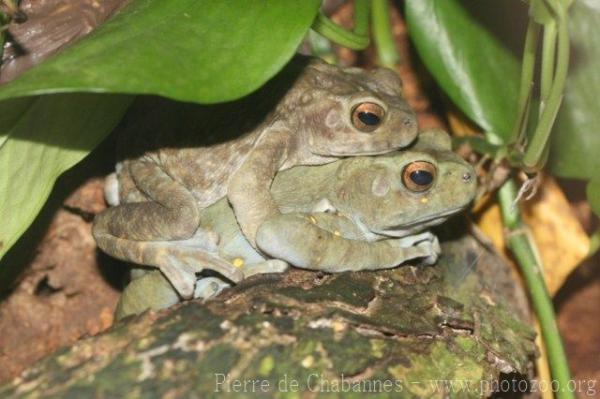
[402,161,437,192]
[351,102,385,132]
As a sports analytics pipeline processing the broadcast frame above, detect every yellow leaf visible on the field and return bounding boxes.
[521,176,590,295]
[475,176,589,295]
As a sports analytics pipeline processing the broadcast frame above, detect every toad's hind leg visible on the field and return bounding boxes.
[116,272,233,320]
[115,270,180,320]
[93,229,244,298]
[93,161,243,298]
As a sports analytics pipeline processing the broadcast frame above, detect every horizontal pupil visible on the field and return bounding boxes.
[358,111,380,126]
[410,170,433,186]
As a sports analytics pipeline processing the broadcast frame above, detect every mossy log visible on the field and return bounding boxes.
[1,231,537,398]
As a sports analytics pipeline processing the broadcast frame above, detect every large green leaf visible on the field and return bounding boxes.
[0,0,322,103]
[405,0,523,143]
[548,0,600,179]
[0,94,132,260]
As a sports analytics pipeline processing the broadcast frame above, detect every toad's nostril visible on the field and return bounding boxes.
[402,117,414,127]
[462,172,472,182]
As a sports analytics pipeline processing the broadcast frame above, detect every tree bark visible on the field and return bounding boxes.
[1,230,537,398]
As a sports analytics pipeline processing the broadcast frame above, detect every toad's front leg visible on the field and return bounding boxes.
[256,213,441,272]
[228,130,289,247]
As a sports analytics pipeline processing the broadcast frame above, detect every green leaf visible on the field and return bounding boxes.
[405,0,523,143]
[0,97,34,148]
[0,0,321,104]
[587,180,600,218]
[0,94,132,260]
[548,0,600,180]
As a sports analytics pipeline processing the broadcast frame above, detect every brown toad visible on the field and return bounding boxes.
[93,56,418,298]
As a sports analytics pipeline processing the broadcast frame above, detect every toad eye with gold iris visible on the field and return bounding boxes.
[402,161,436,192]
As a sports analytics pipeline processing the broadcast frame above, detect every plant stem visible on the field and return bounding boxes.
[311,1,370,50]
[508,20,540,147]
[540,21,557,112]
[353,0,370,37]
[371,0,399,68]
[522,17,569,171]
[498,180,574,399]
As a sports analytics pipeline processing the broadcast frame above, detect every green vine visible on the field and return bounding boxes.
[509,0,571,172]
[371,0,399,68]
[311,0,400,68]
[311,0,370,50]
[498,180,574,399]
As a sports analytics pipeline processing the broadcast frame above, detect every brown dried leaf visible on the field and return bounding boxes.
[521,176,590,294]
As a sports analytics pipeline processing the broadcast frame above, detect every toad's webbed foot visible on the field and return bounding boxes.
[146,242,244,298]
[396,231,441,265]
[194,277,231,299]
